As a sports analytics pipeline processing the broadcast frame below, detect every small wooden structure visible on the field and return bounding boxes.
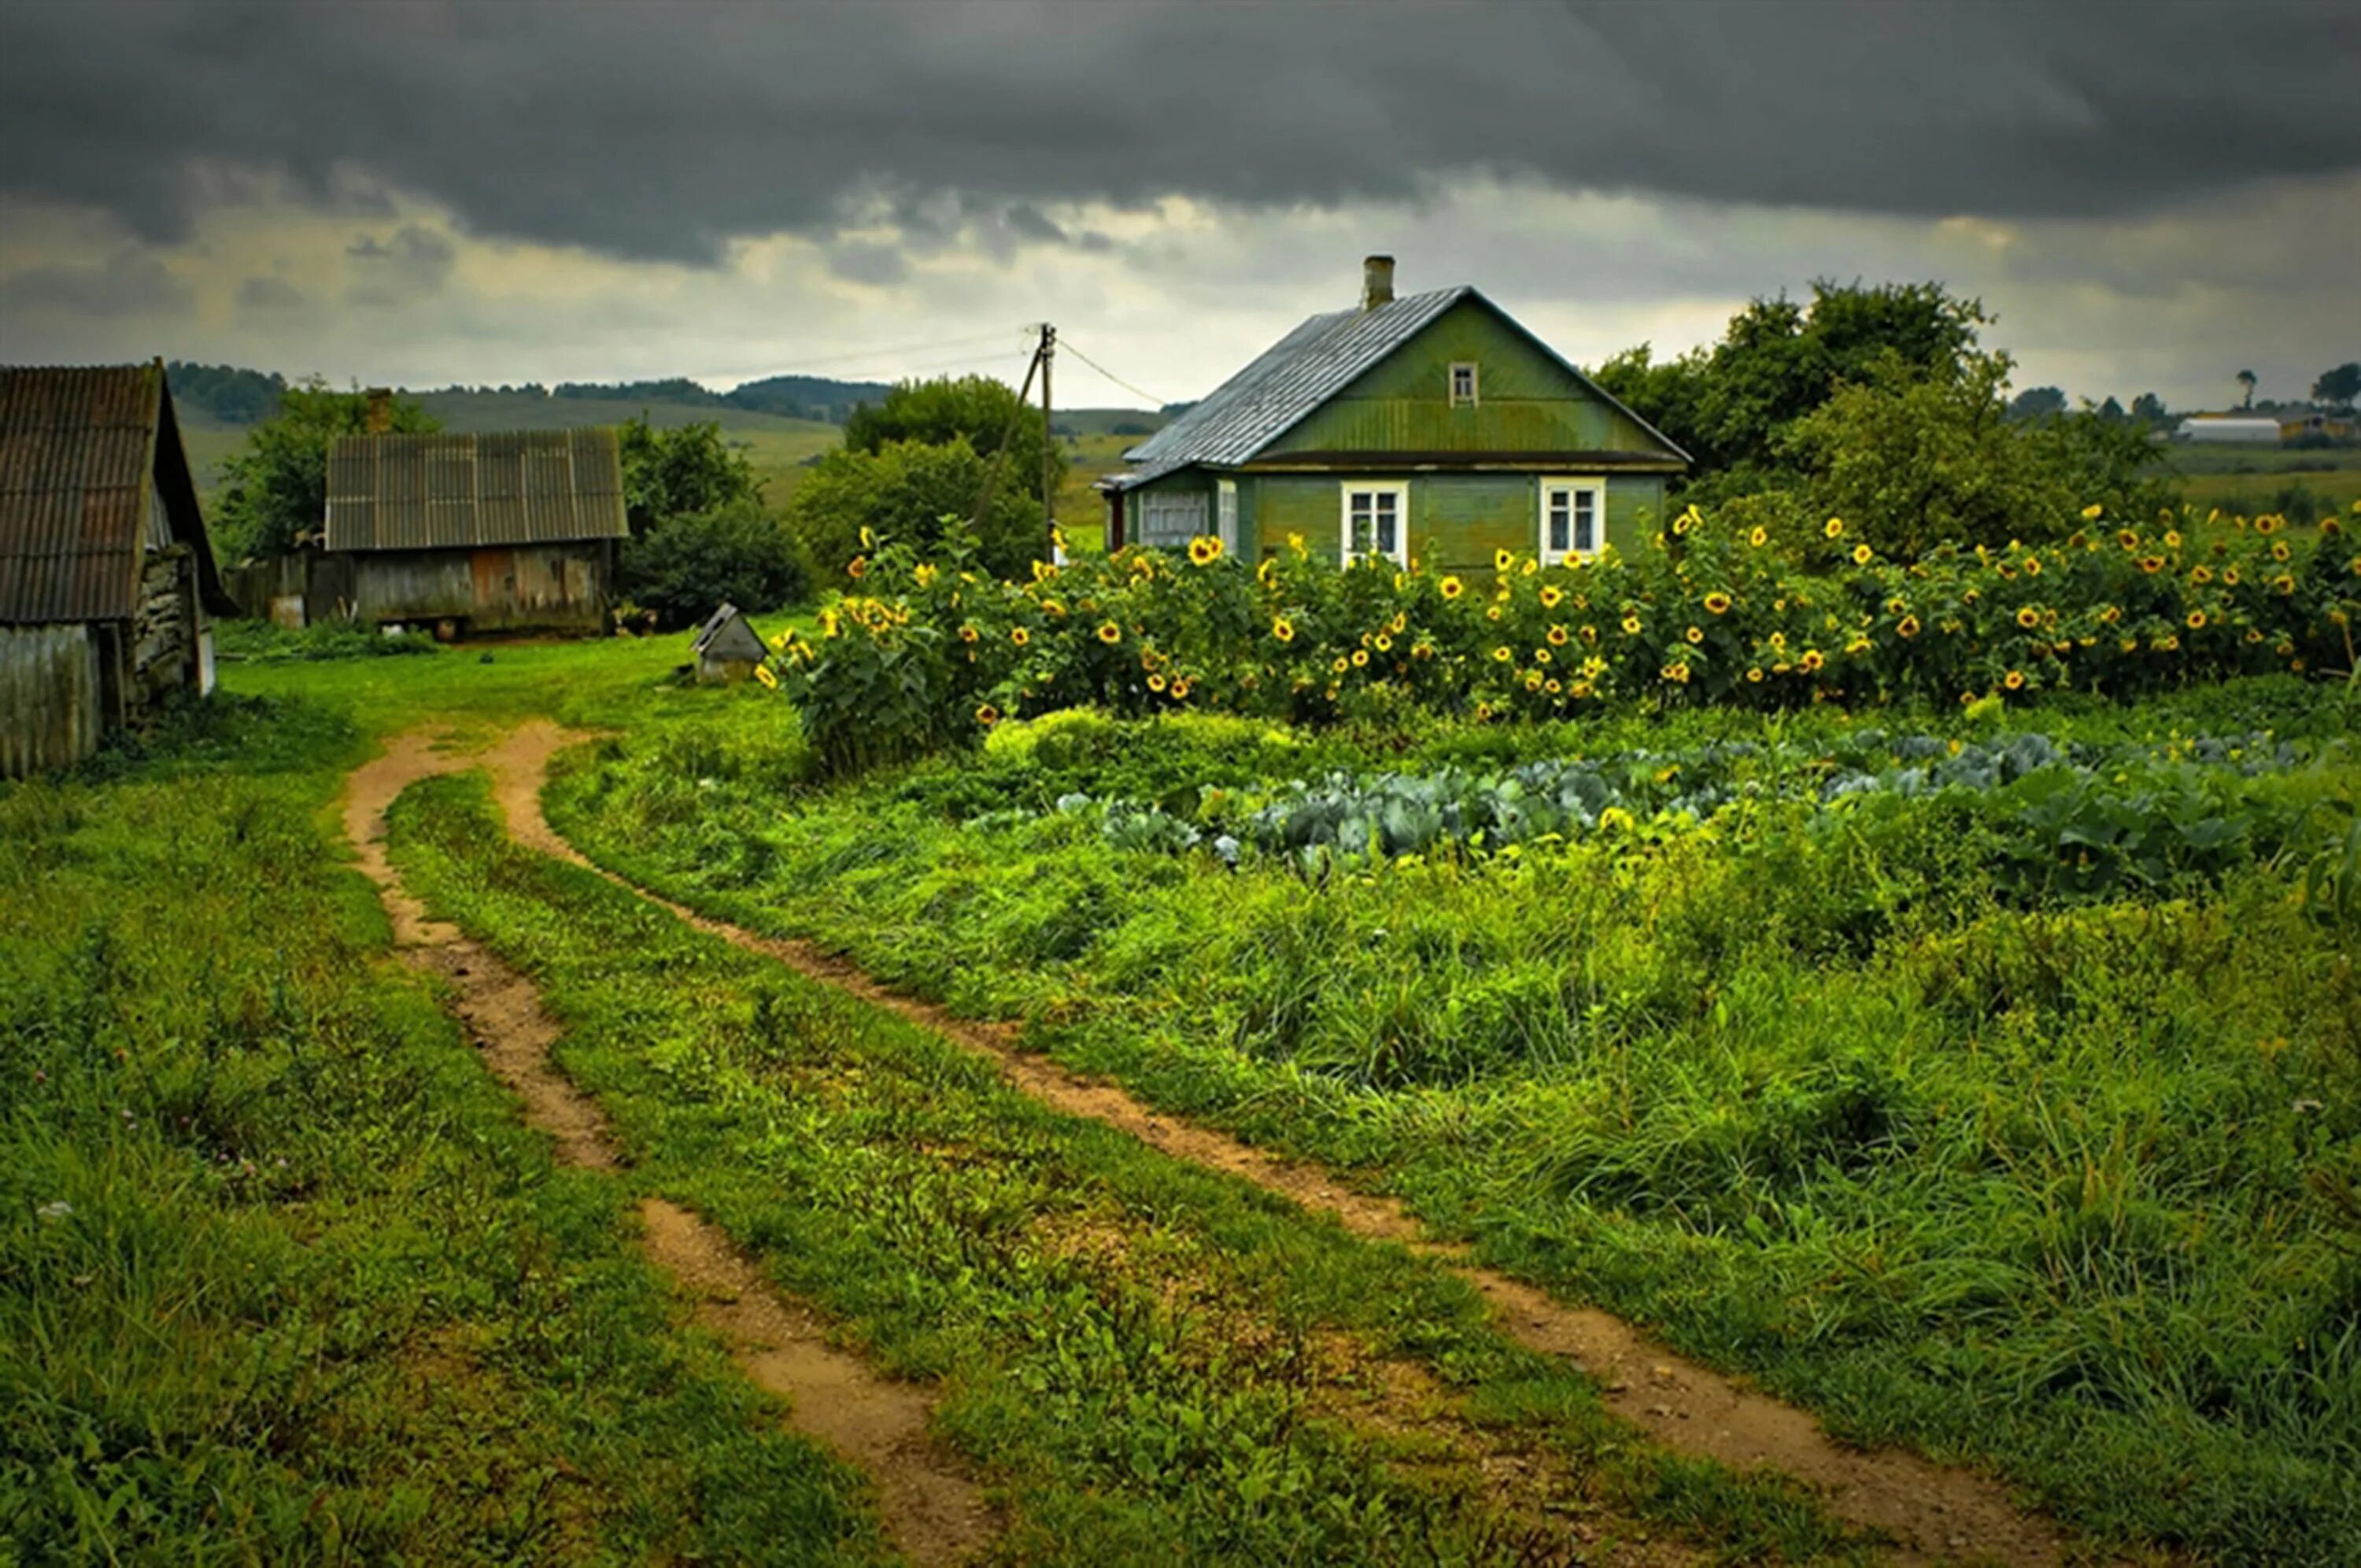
[1,363,235,777]
[323,429,626,636]
[691,603,768,684]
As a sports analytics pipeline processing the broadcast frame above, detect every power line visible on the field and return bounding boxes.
[1058,338,1167,409]
[729,330,1025,377]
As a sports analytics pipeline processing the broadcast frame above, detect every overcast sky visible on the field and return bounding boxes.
[2,0,2355,411]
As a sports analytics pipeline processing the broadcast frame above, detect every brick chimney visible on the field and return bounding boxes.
[1362,255,1395,312]
[364,387,393,434]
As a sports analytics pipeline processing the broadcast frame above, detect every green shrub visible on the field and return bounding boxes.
[786,439,1046,585]
[618,498,812,629]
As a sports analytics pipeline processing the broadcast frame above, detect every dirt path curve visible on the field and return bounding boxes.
[493,721,2079,1567]
[344,731,993,1566]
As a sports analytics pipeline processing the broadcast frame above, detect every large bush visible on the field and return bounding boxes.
[618,499,811,627]
[772,504,2357,773]
[617,417,762,537]
[843,373,1064,504]
[786,437,1046,585]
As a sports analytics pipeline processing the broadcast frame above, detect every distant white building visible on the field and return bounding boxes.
[2173,416,2282,445]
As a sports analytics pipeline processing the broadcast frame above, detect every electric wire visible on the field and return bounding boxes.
[1056,338,1167,410]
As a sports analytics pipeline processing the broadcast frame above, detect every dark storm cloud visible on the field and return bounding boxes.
[1,249,190,315]
[235,275,307,312]
[2,1,2353,268]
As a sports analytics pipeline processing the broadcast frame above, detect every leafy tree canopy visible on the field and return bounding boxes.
[787,437,1044,584]
[212,381,437,560]
[2313,362,2360,411]
[1592,280,1990,487]
[618,497,811,629]
[2007,386,2068,422]
[842,374,1064,505]
[618,417,762,536]
[167,362,290,425]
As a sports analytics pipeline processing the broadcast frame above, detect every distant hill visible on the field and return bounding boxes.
[165,362,898,430]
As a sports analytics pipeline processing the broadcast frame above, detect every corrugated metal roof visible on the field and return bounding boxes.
[325,429,629,552]
[1,364,166,625]
[1112,286,1690,490]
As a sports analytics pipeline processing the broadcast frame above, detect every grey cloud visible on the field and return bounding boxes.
[345,223,456,303]
[2,2,2353,267]
[826,241,907,288]
[235,275,307,311]
[0,247,190,315]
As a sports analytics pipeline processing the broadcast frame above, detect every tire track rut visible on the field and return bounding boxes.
[345,731,993,1566]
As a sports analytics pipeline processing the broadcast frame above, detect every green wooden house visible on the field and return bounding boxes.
[1099,258,1688,570]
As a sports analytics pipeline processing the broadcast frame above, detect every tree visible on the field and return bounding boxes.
[842,374,1064,505]
[786,438,1044,583]
[2130,392,2170,425]
[2235,369,2258,410]
[618,417,762,536]
[1787,349,2171,560]
[212,381,437,559]
[2312,362,2360,412]
[2095,395,2127,423]
[1591,280,1993,493]
[2006,386,2067,421]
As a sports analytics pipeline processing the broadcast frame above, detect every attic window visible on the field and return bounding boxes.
[1449,362,1478,407]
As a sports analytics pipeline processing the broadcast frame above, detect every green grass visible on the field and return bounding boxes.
[550,677,2361,1565]
[0,698,883,1564]
[2159,442,2361,526]
[386,768,1879,1566]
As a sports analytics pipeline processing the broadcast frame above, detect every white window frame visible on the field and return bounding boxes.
[1537,477,1606,566]
[1216,478,1239,553]
[1339,481,1410,567]
[1449,361,1479,408]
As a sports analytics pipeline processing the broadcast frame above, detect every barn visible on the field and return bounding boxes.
[1,363,235,778]
[323,428,628,636]
[1099,257,1689,569]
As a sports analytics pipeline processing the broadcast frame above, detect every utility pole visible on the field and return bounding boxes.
[971,327,1046,539]
[1039,323,1057,558]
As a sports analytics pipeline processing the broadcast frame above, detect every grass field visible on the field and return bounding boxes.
[549,677,2361,1565]
[2157,441,2361,523]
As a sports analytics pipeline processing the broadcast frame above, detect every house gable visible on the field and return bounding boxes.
[1254,296,1683,467]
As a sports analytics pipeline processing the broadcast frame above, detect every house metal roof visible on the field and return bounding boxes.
[1110,286,1689,491]
[325,429,629,552]
[0,363,230,625]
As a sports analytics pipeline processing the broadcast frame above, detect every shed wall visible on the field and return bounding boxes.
[1,622,104,777]
[351,542,611,633]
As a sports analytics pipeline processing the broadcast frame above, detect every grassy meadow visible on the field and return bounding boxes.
[2160,441,2361,524]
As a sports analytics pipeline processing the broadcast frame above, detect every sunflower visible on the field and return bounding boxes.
[2118,529,2141,549]
[1524,670,1546,691]
[2016,606,2041,629]
[1332,656,1350,673]
[1580,624,1599,644]
[1010,626,1032,647]
[2023,556,2041,576]
[1535,647,1553,665]
[1495,548,1515,572]
[1492,646,1513,662]
[2186,609,2207,629]
[1897,614,1921,639]
[1544,625,1569,647]
[2270,540,2292,563]
[1486,606,1503,622]
[1748,526,1768,548]
[1540,585,1565,609]
[847,555,869,580]
[959,624,980,643]
[2256,515,2281,536]
[1147,673,1168,692]
[974,703,1001,725]
[1685,625,1704,644]
[2223,566,2242,585]
[2101,605,2122,623]
[2163,529,2182,550]
[1798,649,1824,673]
[2190,565,2214,584]
[2081,503,2105,520]
[1621,613,1642,636]
[1703,591,1732,614]
[2245,629,2263,644]
[1097,621,1121,644]
[2003,670,2026,691]
[1374,633,1393,652]
[1188,535,1224,566]
[1824,516,1845,539]
[1746,666,1764,683]
[2139,556,2165,574]
[1171,678,1192,699]
[2271,573,2296,594]
[1272,617,1295,642]
[1852,543,1873,566]
[1350,648,1369,667]
[1440,575,1465,600]
[754,664,779,690]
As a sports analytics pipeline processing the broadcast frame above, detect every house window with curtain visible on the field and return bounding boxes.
[1340,481,1409,566]
[1538,478,1604,565]
[1449,362,1478,407]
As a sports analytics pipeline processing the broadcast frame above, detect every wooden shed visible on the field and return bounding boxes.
[1099,256,1688,570]
[323,429,627,636]
[1,363,235,777]
[691,603,769,684]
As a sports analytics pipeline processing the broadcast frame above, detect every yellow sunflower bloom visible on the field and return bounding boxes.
[1703,591,1732,614]
[1097,622,1121,644]
[1494,548,1515,572]
[1852,543,1873,565]
[1546,625,1569,646]
[2003,670,2026,691]
[1493,646,1513,662]
[2081,504,2104,520]
[1188,535,1223,566]
[1271,618,1295,642]
[975,703,1000,725]
[1823,516,1845,539]
[1748,526,1768,548]
[1897,614,1920,638]
[1621,614,1642,635]
[1540,585,1565,608]
[1439,576,1465,600]
[755,664,778,690]
[1685,625,1704,644]
[2016,606,2041,629]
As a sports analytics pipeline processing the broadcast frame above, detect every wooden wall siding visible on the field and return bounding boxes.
[349,543,610,633]
[1245,473,1662,572]
[1,622,103,777]
[1259,301,1668,459]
